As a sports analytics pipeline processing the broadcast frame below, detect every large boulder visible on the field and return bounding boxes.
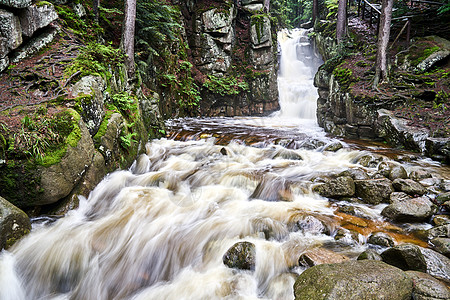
[0,196,31,249]
[38,117,95,205]
[202,7,233,35]
[293,260,413,300]
[0,0,31,8]
[406,271,450,300]
[355,178,394,204]
[313,176,355,198]
[19,2,58,37]
[381,196,436,222]
[381,244,450,283]
[250,15,272,48]
[0,9,22,57]
[223,241,256,271]
[430,238,450,258]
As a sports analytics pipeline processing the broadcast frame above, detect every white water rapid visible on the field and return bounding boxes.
[0,29,445,300]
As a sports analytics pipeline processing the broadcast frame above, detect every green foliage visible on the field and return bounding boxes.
[67,42,124,78]
[0,109,81,166]
[111,92,138,118]
[333,64,355,89]
[120,132,137,148]
[325,0,338,18]
[203,75,250,96]
[437,2,450,15]
[55,4,102,40]
[135,0,181,58]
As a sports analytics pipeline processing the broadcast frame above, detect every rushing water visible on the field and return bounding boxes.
[0,29,448,300]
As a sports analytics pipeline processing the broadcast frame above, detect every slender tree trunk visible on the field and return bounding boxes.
[312,0,319,24]
[264,0,270,12]
[93,0,99,23]
[121,0,137,79]
[336,0,347,41]
[373,0,393,88]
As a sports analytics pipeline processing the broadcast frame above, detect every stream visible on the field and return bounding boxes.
[0,29,448,300]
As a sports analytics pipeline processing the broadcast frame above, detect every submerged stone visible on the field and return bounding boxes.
[223,241,256,271]
[0,196,31,249]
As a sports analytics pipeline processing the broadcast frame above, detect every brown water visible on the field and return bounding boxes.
[0,29,448,300]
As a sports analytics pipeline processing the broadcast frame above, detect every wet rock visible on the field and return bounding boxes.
[389,191,411,203]
[251,175,292,202]
[410,169,433,181]
[223,241,256,271]
[0,9,22,56]
[312,176,355,198]
[426,224,450,239]
[323,142,343,152]
[381,244,450,283]
[357,249,383,261]
[406,271,450,300]
[339,168,370,180]
[430,238,450,258]
[71,75,106,136]
[298,247,349,267]
[377,161,396,177]
[0,196,31,249]
[356,154,383,168]
[334,228,361,244]
[338,205,373,219]
[433,215,450,226]
[293,215,329,235]
[0,0,31,8]
[293,260,413,300]
[313,68,331,88]
[272,148,302,160]
[392,178,427,196]
[381,196,436,222]
[355,178,394,205]
[202,7,233,35]
[436,192,450,204]
[389,166,408,181]
[19,2,58,37]
[96,113,125,166]
[250,15,272,48]
[368,232,395,248]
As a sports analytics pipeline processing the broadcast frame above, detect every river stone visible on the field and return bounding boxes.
[430,238,450,258]
[339,168,370,180]
[293,260,413,300]
[389,191,411,203]
[0,0,31,8]
[298,247,349,267]
[381,196,436,222]
[0,9,22,57]
[436,192,450,204]
[357,249,383,261]
[389,166,408,181]
[392,178,427,196]
[0,196,31,249]
[381,244,450,283]
[223,241,256,271]
[19,3,58,37]
[312,176,355,198]
[38,117,95,206]
[251,175,292,202]
[355,178,394,205]
[433,215,450,226]
[426,224,450,239]
[71,75,106,136]
[323,142,343,152]
[406,271,450,300]
[377,161,396,177]
[410,169,432,181]
[368,232,395,247]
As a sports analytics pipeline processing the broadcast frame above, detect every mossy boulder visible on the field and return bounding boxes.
[0,196,31,249]
[293,260,413,300]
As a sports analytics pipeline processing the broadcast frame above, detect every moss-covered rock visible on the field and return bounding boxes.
[0,195,31,249]
[293,260,413,300]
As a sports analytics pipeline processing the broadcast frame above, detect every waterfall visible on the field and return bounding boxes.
[276,29,323,120]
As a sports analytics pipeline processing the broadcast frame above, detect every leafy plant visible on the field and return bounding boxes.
[203,75,249,96]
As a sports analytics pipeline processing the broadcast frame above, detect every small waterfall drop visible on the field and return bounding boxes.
[276,29,323,120]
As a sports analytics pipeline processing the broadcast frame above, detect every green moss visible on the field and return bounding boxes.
[36,1,52,7]
[251,14,269,44]
[203,75,249,96]
[411,46,440,66]
[333,65,354,89]
[93,110,115,145]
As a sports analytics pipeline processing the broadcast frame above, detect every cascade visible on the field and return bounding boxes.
[0,29,447,300]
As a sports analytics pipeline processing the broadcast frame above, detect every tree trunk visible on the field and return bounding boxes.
[336,0,347,41]
[312,0,318,24]
[93,0,99,23]
[373,0,393,88]
[264,0,270,12]
[121,0,137,79]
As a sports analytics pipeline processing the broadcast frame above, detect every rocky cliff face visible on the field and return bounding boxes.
[0,0,59,73]
[159,0,279,117]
